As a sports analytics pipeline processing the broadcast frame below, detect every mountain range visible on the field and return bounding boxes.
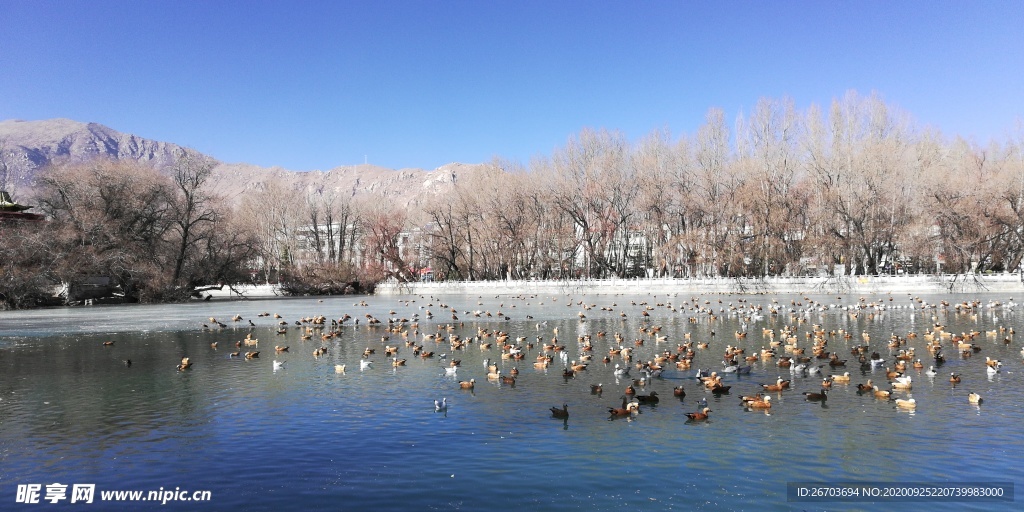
[0,118,489,207]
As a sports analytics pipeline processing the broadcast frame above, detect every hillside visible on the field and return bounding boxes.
[0,118,489,207]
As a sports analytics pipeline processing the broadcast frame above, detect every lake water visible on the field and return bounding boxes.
[1,291,1021,511]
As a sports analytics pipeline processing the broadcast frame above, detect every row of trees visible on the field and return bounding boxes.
[3,91,1023,308]
[241,92,1024,284]
[0,153,398,308]
[1,154,256,307]
[419,92,1024,280]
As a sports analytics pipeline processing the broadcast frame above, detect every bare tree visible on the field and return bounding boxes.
[736,97,805,276]
[998,122,1024,271]
[548,128,639,278]
[804,92,915,275]
[633,129,679,276]
[423,198,468,280]
[0,138,10,193]
[361,196,414,281]
[35,159,175,301]
[691,108,747,276]
[170,151,220,286]
[0,220,59,309]
[237,179,301,281]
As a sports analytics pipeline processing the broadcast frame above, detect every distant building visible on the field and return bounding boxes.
[0,190,44,223]
[293,223,429,267]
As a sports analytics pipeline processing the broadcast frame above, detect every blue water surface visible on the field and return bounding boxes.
[1,292,1021,511]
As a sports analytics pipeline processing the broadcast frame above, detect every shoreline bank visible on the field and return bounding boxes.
[375,274,1024,296]
[204,283,283,299]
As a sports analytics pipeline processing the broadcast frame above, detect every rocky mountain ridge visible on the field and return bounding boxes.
[0,118,488,207]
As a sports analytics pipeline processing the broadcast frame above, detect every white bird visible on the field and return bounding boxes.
[892,375,912,390]
[434,397,448,412]
[807,365,822,376]
[273,360,285,371]
[986,365,1000,375]
[895,397,917,409]
[444,366,458,375]
[360,359,372,370]
[925,366,937,377]
[613,364,629,376]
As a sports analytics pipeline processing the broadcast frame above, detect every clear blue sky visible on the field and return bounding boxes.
[2,1,1022,171]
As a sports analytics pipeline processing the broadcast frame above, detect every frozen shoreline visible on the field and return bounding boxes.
[375,274,1024,297]
[204,284,283,299]
[202,274,1024,300]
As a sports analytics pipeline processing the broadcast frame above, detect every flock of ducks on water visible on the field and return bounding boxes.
[100,292,1017,421]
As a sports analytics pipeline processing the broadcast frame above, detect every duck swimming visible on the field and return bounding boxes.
[550,404,569,419]
[803,389,828,401]
[745,396,772,409]
[685,407,711,421]
[761,377,790,392]
[740,392,763,404]
[832,372,851,383]
[608,396,635,418]
[635,391,659,405]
